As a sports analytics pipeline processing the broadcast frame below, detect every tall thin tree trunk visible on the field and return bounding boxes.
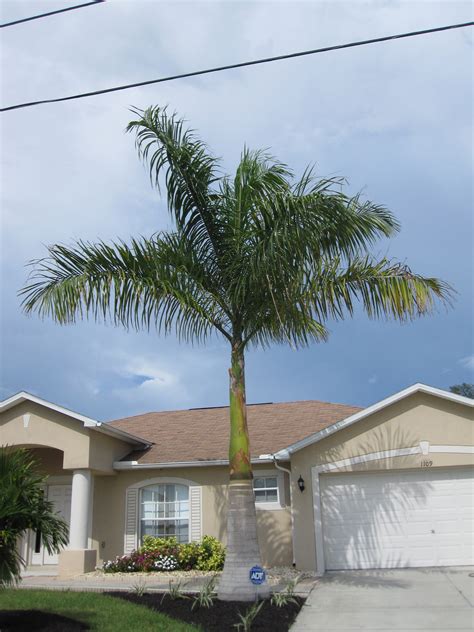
[218,342,270,601]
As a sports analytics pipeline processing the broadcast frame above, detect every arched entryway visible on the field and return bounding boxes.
[16,446,73,568]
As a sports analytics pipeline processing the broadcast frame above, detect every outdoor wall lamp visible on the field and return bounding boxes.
[297,475,305,492]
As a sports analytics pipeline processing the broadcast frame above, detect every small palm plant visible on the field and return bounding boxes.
[234,600,264,631]
[161,579,189,604]
[131,577,147,597]
[271,575,301,607]
[191,574,218,610]
[0,447,69,585]
[19,106,451,600]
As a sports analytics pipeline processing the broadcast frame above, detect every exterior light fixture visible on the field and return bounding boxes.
[297,475,305,492]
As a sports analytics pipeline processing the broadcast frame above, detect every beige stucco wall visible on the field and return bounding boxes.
[0,401,132,473]
[92,464,293,567]
[291,392,474,571]
[88,426,136,473]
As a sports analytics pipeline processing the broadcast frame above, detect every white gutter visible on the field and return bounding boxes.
[113,456,279,470]
[259,453,296,566]
[272,458,296,567]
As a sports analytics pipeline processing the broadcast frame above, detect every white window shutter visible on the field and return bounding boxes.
[189,486,202,542]
[124,487,139,554]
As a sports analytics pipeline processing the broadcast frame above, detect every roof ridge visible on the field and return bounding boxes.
[108,398,362,425]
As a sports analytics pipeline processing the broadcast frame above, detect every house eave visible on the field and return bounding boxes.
[113,456,288,470]
[0,391,150,448]
[94,422,151,448]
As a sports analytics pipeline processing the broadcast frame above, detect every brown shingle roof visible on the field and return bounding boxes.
[108,399,362,464]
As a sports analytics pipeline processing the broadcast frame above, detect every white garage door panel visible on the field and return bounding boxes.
[321,468,474,570]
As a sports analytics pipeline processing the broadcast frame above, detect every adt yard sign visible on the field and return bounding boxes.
[249,565,266,585]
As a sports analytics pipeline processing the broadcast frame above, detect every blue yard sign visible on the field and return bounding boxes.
[249,565,266,585]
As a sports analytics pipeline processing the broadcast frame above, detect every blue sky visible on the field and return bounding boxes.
[1,1,472,421]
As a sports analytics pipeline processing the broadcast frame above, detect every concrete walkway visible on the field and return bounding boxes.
[291,567,474,631]
[19,569,317,596]
[19,570,214,593]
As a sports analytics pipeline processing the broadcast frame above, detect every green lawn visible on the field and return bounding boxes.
[0,589,200,631]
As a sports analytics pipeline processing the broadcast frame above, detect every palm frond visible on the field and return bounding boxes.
[302,256,453,322]
[20,235,232,343]
[127,106,222,257]
[240,185,398,286]
[241,256,452,347]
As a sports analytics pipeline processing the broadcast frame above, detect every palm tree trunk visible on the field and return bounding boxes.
[228,341,251,482]
[218,342,270,601]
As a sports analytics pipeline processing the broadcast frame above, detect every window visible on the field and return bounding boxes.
[140,484,189,543]
[253,476,279,504]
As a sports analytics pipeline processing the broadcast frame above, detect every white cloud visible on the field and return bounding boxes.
[100,343,229,415]
[459,355,474,371]
[121,356,179,387]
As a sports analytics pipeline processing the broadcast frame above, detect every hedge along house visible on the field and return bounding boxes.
[1,383,473,577]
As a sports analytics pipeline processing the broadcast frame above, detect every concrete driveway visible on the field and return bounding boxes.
[291,567,474,631]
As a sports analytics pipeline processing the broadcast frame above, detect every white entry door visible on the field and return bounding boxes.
[320,467,474,570]
[30,484,72,565]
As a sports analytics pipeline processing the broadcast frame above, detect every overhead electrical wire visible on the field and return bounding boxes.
[1,1,105,28]
[1,21,472,113]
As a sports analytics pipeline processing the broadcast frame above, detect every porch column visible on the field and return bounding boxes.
[59,469,97,576]
[69,469,92,549]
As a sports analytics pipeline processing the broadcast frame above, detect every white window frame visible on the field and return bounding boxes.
[253,470,285,511]
[124,476,202,553]
[140,483,190,544]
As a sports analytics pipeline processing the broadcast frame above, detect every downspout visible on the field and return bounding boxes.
[272,456,296,567]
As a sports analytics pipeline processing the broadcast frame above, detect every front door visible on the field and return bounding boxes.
[30,484,72,565]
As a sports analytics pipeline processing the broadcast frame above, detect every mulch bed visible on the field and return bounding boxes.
[109,592,305,631]
[0,610,89,631]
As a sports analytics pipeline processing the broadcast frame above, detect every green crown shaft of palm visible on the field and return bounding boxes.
[20,106,452,350]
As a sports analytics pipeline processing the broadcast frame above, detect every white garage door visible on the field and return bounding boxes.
[320,467,474,570]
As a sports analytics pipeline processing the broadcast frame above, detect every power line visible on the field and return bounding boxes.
[1,1,105,28]
[1,21,472,113]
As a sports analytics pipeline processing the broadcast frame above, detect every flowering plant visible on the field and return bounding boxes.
[152,555,179,571]
[103,554,140,573]
[102,535,225,573]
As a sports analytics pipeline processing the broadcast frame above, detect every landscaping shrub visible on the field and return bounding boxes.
[177,542,201,571]
[195,535,226,572]
[141,536,180,557]
[102,536,225,573]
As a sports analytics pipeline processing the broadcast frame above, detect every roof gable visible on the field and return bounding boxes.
[0,391,149,448]
[273,383,474,459]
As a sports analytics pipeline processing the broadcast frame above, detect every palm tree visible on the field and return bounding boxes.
[20,106,451,600]
[0,447,69,585]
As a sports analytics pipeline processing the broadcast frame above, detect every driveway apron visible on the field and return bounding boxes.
[291,567,474,631]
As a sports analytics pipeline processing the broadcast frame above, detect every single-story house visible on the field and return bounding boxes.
[1,383,473,576]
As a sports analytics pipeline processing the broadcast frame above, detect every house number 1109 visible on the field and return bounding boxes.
[421,459,433,467]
